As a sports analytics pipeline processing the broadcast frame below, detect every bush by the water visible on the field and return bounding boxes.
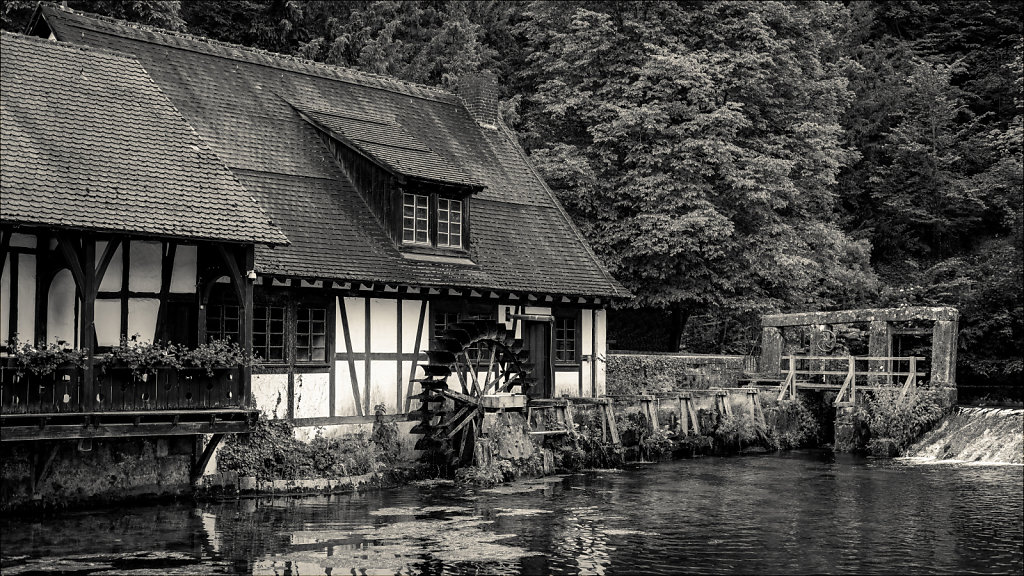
[549,406,623,470]
[761,397,820,450]
[217,407,401,480]
[861,387,951,456]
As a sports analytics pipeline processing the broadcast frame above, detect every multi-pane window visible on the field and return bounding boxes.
[555,317,577,363]
[403,193,429,244]
[252,305,286,362]
[207,304,240,342]
[295,307,327,362]
[434,311,460,339]
[401,192,467,249]
[437,198,463,248]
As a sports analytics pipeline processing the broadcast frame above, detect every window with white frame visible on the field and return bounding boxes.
[402,193,429,244]
[401,192,467,250]
[437,198,463,248]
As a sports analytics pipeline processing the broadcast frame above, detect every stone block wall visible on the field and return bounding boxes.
[1,437,194,512]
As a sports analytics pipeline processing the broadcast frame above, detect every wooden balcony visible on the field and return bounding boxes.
[0,359,255,441]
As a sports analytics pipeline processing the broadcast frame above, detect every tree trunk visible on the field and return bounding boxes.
[667,303,690,352]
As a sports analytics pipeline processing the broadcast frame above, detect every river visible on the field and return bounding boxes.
[2,451,1021,575]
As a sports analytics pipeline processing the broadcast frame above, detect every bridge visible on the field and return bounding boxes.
[773,355,926,407]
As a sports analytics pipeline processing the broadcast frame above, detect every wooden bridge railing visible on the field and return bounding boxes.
[777,355,926,406]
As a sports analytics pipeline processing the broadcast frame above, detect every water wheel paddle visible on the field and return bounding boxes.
[411,320,533,466]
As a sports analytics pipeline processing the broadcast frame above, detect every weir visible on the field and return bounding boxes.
[902,407,1024,465]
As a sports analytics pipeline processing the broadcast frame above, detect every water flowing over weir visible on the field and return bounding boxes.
[902,407,1024,464]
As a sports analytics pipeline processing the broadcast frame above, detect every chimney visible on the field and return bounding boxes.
[457,72,499,129]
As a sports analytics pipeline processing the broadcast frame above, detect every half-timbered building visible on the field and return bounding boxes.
[5,4,629,458]
[0,30,288,444]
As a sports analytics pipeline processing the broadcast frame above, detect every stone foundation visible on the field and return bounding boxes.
[1,437,194,512]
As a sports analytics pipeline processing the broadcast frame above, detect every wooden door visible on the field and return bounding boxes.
[523,321,553,398]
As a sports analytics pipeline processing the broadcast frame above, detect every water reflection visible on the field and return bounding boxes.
[2,452,1021,575]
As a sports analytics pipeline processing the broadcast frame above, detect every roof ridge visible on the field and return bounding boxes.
[40,3,461,104]
[0,28,138,62]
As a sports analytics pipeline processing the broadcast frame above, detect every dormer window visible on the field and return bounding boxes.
[403,193,429,244]
[292,103,483,256]
[437,198,463,248]
[402,192,465,250]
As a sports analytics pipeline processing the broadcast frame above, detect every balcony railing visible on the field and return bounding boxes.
[1,359,246,415]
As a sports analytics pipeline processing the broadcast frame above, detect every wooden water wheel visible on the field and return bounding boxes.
[411,320,533,465]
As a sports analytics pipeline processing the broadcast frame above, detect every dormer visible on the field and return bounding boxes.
[290,103,484,258]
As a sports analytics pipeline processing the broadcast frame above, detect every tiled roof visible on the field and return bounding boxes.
[0,31,288,246]
[295,106,483,188]
[40,4,628,298]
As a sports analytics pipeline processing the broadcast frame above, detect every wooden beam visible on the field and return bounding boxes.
[1,421,250,441]
[404,300,427,413]
[55,234,85,299]
[0,229,10,284]
[80,238,97,412]
[337,297,363,417]
[191,433,224,482]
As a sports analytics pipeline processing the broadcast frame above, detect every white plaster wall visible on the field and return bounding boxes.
[368,360,399,414]
[581,310,594,397]
[402,360,422,412]
[401,300,425,352]
[293,372,330,419]
[128,241,162,293]
[97,242,122,292]
[596,309,607,396]
[334,359,366,417]
[46,269,77,345]
[127,298,160,341]
[1,255,10,343]
[524,306,552,316]
[94,299,121,347]
[342,297,365,353]
[169,245,197,293]
[9,234,35,249]
[369,298,397,353]
[554,371,579,397]
[16,254,35,343]
[252,373,289,419]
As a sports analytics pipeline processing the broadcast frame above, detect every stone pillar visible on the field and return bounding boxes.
[808,324,827,375]
[760,327,782,377]
[931,320,958,386]
[868,320,890,385]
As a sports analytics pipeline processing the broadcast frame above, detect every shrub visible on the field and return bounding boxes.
[863,386,950,454]
[217,418,393,481]
[762,397,820,450]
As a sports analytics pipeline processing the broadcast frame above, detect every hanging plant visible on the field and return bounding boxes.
[101,334,183,377]
[181,338,260,377]
[5,338,86,377]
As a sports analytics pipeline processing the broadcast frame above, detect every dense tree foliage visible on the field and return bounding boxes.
[2,1,1020,386]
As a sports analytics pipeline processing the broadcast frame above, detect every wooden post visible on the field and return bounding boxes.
[760,327,782,377]
[604,401,620,445]
[240,246,254,408]
[80,237,96,412]
[687,399,700,435]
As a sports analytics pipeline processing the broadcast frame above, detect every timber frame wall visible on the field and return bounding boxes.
[1,227,258,440]
[247,279,609,428]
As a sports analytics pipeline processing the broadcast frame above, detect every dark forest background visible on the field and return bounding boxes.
[3,1,1021,388]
